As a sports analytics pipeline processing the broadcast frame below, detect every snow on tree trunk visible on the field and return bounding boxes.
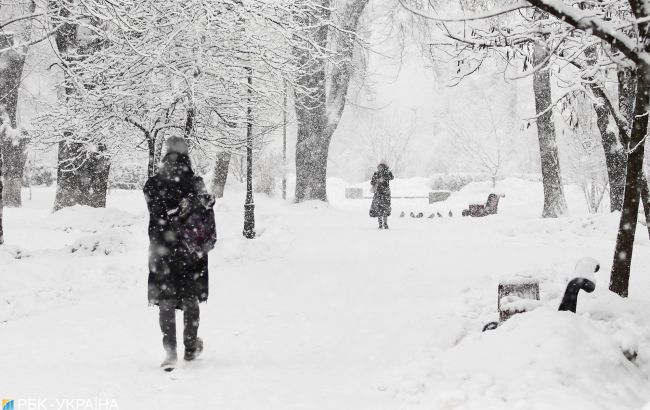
[532,44,566,218]
[609,68,649,297]
[0,33,28,208]
[211,151,231,198]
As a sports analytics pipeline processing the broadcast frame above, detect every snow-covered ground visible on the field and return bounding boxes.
[1,178,650,410]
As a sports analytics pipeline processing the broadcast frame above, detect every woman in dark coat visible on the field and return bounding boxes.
[369,162,394,229]
[143,137,214,370]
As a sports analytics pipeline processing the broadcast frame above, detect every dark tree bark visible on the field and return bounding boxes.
[614,67,650,239]
[609,67,649,297]
[293,0,369,202]
[243,67,255,239]
[211,151,231,198]
[532,43,567,218]
[184,108,195,139]
[0,33,29,207]
[146,132,156,178]
[618,68,636,129]
[591,86,626,212]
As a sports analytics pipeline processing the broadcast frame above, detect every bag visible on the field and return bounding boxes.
[369,197,379,218]
[178,194,217,255]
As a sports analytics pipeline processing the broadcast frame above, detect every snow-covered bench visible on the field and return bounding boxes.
[462,193,504,217]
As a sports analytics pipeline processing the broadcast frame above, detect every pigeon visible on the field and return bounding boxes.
[400,211,405,218]
[410,212,416,218]
[416,212,424,218]
[436,212,443,218]
[449,210,453,217]
[428,213,435,218]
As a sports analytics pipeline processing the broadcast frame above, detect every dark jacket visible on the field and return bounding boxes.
[369,166,394,217]
[143,153,211,306]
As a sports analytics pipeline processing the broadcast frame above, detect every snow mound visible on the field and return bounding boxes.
[398,290,650,410]
[0,245,30,261]
[47,205,140,232]
[68,231,135,255]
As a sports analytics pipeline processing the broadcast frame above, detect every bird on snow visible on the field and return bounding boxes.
[400,211,405,218]
[436,212,443,218]
[410,212,416,218]
[449,210,453,217]
[428,213,435,219]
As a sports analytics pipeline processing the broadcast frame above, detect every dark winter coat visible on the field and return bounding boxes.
[143,153,213,307]
[369,166,394,217]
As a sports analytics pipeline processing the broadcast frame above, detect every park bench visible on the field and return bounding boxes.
[462,193,504,217]
[482,258,600,332]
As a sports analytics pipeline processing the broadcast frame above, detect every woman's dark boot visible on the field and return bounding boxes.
[383,216,389,229]
[378,217,384,229]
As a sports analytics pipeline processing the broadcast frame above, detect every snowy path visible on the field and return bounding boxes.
[2,183,650,410]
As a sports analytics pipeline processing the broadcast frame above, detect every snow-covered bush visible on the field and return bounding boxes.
[429,173,482,192]
[68,231,133,256]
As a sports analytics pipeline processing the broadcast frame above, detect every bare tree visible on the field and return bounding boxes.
[361,111,415,175]
[563,94,609,214]
[447,114,507,188]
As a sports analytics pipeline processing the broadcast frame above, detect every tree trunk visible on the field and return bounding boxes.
[618,68,636,131]
[54,141,110,211]
[87,144,111,208]
[52,1,111,211]
[295,98,331,202]
[147,133,156,178]
[184,108,195,139]
[154,133,164,166]
[0,33,29,208]
[592,93,626,211]
[616,67,650,238]
[294,1,331,203]
[609,67,649,297]
[211,151,231,198]
[293,0,368,202]
[532,44,567,218]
